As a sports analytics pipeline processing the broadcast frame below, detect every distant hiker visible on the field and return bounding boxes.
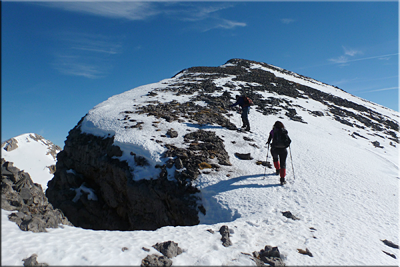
[230,95,253,131]
[266,121,291,185]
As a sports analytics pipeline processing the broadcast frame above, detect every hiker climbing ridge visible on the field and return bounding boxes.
[266,121,291,186]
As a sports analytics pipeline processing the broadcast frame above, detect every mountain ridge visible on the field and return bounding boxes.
[2,59,398,265]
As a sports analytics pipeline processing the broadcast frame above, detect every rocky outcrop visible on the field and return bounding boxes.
[46,118,202,231]
[141,241,183,267]
[2,137,18,151]
[219,225,233,247]
[1,159,71,232]
[22,254,48,267]
[252,245,285,266]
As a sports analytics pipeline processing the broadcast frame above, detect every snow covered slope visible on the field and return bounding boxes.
[1,133,61,190]
[2,59,399,266]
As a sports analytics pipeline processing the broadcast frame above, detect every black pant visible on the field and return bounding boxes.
[271,147,288,169]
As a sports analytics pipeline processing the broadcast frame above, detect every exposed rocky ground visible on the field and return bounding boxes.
[1,159,71,233]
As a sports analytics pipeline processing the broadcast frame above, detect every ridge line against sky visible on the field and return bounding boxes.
[1,1,398,146]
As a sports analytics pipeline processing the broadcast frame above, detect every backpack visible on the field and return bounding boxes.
[243,96,253,106]
[272,128,291,148]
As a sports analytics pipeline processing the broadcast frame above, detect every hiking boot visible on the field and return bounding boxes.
[280,178,286,185]
[241,125,246,128]
[245,127,251,131]
[275,169,280,175]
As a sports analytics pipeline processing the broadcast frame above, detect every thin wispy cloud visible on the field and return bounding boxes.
[343,46,362,57]
[281,18,295,24]
[43,2,160,21]
[329,43,398,65]
[329,52,399,65]
[42,2,246,32]
[63,32,122,55]
[52,55,107,79]
[365,86,398,93]
[329,55,349,64]
[161,3,247,31]
[329,46,363,64]
[52,33,123,78]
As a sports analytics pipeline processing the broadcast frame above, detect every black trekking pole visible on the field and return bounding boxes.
[289,146,295,180]
[264,143,272,178]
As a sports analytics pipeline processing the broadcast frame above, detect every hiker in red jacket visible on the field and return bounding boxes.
[229,95,252,131]
[267,121,291,185]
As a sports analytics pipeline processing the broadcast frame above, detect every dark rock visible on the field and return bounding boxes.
[381,239,399,249]
[46,121,200,231]
[372,141,384,148]
[167,128,178,138]
[141,254,172,267]
[253,245,285,266]
[152,241,183,258]
[382,250,397,259]
[22,254,48,266]
[282,211,300,220]
[234,152,253,160]
[219,225,232,247]
[310,110,324,117]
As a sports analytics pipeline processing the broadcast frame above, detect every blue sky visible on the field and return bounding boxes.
[2,1,398,147]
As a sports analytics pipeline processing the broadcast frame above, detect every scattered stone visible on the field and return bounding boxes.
[382,250,397,259]
[234,152,253,160]
[142,247,150,252]
[198,162,212,169]
[310,110,324,117]
[282,211,300,220]
[381,239,399,249]
[47,164,56,174]
[122,247,129,252]
[243,136,255,142]
[372,141,384,148]
[351,132,368,140]
[297,248,313,257]
[166,128,178,138]
[152,241,183,258]
[249,143,260,148]
[219,225,232,247]
[207,229,214,234]
[22,254,48,267]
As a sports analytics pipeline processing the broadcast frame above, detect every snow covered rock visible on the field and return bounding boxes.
[152,241,183,258]
[22,254,48,267]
